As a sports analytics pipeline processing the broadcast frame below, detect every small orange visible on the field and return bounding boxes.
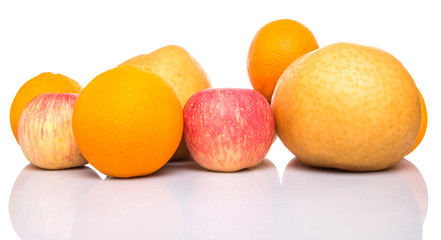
[408,89,428,154]
[247,19,319,102]
[72,65,183,178]
[10,72,82,142]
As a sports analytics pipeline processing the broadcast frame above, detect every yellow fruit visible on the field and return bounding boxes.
[272,42,421,171]
[10,73,82,141]
[247,19,319,102]
[119,45,211,106]
[72,66,183,178]
[408,89,427,154]
[119,45,211,159]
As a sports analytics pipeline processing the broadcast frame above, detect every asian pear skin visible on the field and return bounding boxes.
[271,42,421,171]
[17,93,87,169]
[183,88,275,172]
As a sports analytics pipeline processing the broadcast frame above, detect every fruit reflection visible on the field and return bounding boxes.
[275,158,427,240]
[183,159,280,240]
[71,170,183,239]
[9,164,100,240]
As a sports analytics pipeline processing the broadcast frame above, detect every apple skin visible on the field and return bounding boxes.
[183,88,275,172]
[17,93,87,169]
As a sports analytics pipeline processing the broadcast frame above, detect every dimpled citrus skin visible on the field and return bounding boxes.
[247,19,319,102]
[72,66,183,178]
[10,72,82,141]
[272,42,421,171]
[119,45,211,160]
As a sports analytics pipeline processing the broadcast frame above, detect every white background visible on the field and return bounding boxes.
[1,0,440,239]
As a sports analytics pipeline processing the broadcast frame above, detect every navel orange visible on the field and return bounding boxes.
[72,66,183,178]
[10,72,82,141]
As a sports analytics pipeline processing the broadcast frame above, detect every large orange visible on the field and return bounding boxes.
[247,19,319,102]
[10,72,83,142]
[408,89,428,154]
[272,43,421,171]
[72,66,183,178]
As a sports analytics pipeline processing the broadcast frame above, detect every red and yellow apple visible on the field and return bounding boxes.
[17,93,87,169]
[183,88,275,172]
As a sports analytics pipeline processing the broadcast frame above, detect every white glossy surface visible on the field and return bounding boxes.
[9,158,426,239]
[1,0,440,239]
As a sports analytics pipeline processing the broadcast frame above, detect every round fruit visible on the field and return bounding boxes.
[408,89,428,154]
[10,72,82,141]
[18,93,86,169]
[247,19,319,102]
[72,66,183,178]
[183,88,275,172]
[272,42,421,171]
[119,45,211,160]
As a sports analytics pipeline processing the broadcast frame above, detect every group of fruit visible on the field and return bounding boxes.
[10,19,427,178]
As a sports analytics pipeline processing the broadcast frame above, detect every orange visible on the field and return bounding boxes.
[247,19,319,102]
[272,43,421,171]
[408,89,427,154]
[119,45,211,160]
[10,72,82,142]
[72,65,183,178]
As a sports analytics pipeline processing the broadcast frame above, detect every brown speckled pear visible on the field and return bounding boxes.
[271,43,421,171]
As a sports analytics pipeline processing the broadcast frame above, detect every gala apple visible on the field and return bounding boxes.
[183,88,275,172]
